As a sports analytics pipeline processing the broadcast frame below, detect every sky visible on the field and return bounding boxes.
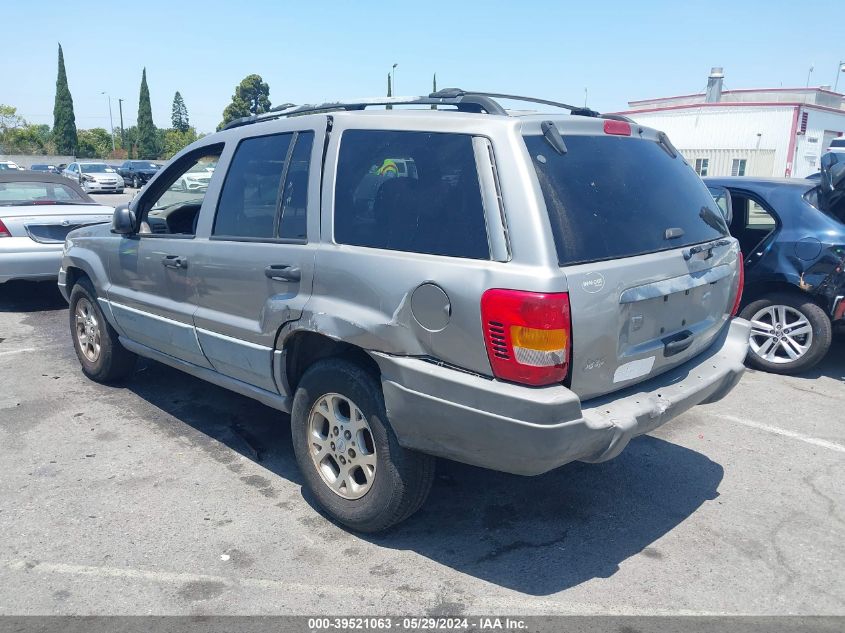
[1,0,842,134]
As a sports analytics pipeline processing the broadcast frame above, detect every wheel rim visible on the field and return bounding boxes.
[74,298,102,363]
[749,304,813,364]
[307,393,377,500]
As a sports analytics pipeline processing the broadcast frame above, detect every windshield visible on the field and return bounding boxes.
[525,134,729,266]
[80,164,116,174]
[133,162,159,169]
[0,181,87,205]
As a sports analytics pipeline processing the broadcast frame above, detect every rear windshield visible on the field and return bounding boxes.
[525,134,728,266]
[0,181,86,205]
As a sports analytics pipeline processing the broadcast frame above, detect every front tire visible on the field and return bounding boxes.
[69,278,137,383]
[740,292,832,374]
[290,358,435,533]
[132,175,139,189]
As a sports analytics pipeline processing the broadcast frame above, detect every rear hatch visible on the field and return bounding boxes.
[524,123,741,401]
[0,204,113,242]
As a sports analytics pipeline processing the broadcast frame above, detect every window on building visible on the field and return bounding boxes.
[694,158,709,177]
[333,130,490,260]
[730,158,747,177]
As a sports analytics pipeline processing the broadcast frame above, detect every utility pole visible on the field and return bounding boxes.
[101,91,116,152]
[392,63,398,95]
[117,98,125,150]
[835,61,845,93]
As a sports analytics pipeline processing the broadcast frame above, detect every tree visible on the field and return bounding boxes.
[386,73,392,110]
[52,44,78,155]
[76,128,113,158]
[171,91,189,132]
[219,74,271,130]
[137,68,159,159]
[162,127,198,159]
[431,73,437,110]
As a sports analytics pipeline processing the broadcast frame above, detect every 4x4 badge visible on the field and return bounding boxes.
[581,272,605,293]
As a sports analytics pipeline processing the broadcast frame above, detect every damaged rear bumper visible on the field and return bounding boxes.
[372,318,750,476]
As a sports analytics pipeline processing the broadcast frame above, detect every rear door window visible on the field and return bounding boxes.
[334,130,490,259]
[525,134,729,266]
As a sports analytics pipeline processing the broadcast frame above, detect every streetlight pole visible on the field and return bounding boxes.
[835,61,845,93]
[806,65,814,88]
[117,98,125,150]
[392,63,398,96]
[101,91,116,152]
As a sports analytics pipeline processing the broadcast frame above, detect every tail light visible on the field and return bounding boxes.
[0,218,9,237]
[731,252,744,316]
[481,289,571,386]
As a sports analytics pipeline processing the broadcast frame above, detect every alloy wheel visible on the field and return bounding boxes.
[749,304,813,364]
[307,393,377,500]
[74,298,102,363]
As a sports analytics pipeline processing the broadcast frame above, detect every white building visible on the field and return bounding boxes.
[619,68,845,178]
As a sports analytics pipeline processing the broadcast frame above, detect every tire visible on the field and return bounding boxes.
[290,358,435,533]
[69,278,137,383]
[740,292,832,374]
[132,175,139,189]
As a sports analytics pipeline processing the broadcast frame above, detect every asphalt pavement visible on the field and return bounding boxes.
[0,279,843,616]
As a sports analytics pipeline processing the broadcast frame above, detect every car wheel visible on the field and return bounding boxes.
[290,358,435,533]
[740,292,832,374]
[132,175,139,189]
[69,278,137,383]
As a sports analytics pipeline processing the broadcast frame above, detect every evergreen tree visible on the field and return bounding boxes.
[431,73,437,109]
[137,68,158,159]
[171,91,189,132]
[219,74,271,129]
[52,44,78,155]
[386,73,392,110]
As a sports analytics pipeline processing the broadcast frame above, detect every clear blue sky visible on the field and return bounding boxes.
[2,0,842,134]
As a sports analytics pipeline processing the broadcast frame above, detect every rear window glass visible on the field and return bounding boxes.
[0,182,85,204]
[525,134,728,265]
[334,130,490,260]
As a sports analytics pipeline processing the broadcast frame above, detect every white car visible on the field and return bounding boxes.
[0,172,113,283]
[175,165,214,192]
[827,137,845,155]
[62,162,124,194]
[0,161,22,171]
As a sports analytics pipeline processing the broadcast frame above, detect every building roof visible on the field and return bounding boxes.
[625,87,844,114]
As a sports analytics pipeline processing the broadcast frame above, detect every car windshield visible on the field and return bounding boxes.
[525,133,729,265]
[134,162,159,169]
[0,181,87,205]
[80,164,115,173]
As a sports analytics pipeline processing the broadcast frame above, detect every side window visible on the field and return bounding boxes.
[334,130,490,259]
[138,145,223,236]
[730,192,777,255]
[278,132,314,240]
[213,133,293,239]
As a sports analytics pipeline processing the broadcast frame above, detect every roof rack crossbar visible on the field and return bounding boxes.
[221,89,602,130]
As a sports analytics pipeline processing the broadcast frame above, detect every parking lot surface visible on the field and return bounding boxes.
[0,280,843,615]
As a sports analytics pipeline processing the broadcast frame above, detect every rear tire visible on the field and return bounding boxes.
[740,292,832,374]
[290,358,435,533]
[69,278,137,383]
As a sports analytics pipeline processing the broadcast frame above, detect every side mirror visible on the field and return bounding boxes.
[707,185,733,226]
[112,203,136,235]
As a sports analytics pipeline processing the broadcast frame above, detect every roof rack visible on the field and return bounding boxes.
[222,89,603,130]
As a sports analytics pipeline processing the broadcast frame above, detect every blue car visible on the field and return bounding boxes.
[705,155,845,373]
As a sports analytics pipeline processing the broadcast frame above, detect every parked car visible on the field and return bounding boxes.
[706,154,845,374]
[0,161,22,171]
[0,172,113,283]
[826,137,845,155]
[174,162,214,192]
[62,162,124,194]
[29,164,61,175]
[60,90,748,532]
[118,160,161,188]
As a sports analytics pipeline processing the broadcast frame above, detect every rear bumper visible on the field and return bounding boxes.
[0,240,63,283]
[373,318,750,475]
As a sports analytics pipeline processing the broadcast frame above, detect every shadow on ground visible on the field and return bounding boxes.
[787,334,845,382]
[0,280,66,313]
[125,359,723,596]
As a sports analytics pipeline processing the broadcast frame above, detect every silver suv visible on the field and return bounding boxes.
[59,90,750,532]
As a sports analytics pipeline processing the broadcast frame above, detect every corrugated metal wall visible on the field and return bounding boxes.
[629,106,795,177]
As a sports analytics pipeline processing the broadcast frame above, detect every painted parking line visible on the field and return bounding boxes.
[712,413,845,454]
[0,348,45,357]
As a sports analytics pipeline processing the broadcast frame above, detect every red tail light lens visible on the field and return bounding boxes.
[731,252,744,317]
[0,218,9,237]
[481,289,571,386]
[603,119,632,136]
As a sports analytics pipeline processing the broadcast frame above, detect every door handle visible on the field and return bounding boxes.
[162,255,188,269]
[264,264,301,282]
[662,330,695,357]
